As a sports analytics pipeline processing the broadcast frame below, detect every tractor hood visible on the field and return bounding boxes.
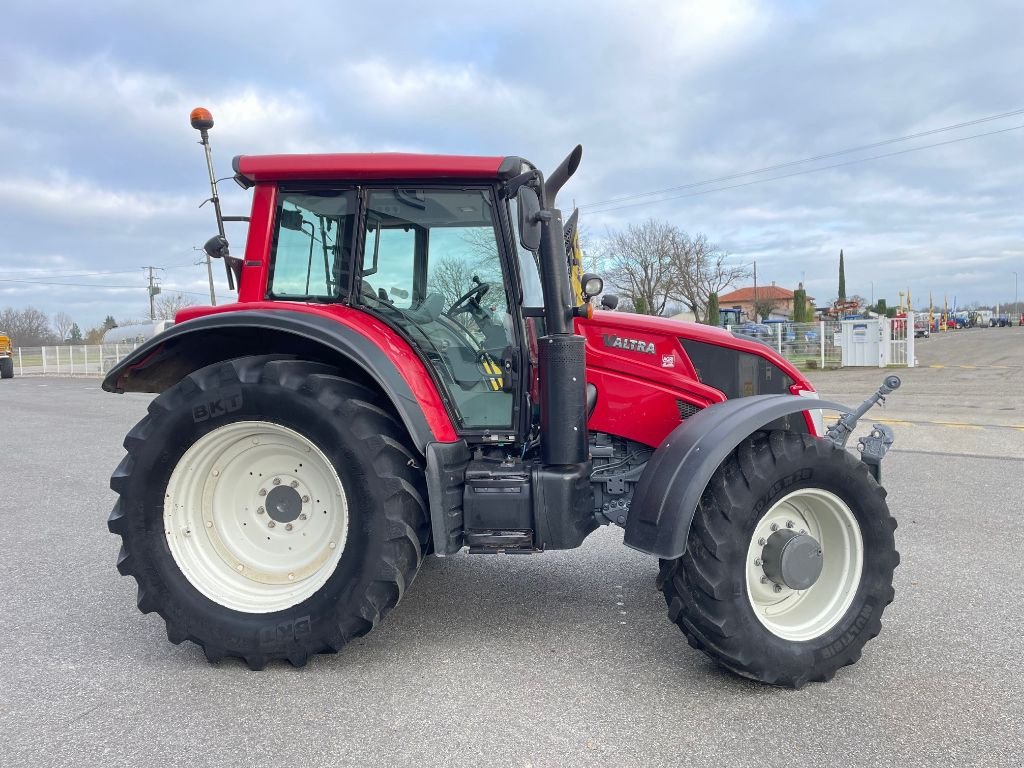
[574,310,817,447]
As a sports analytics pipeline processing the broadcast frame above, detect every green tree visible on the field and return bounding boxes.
[68,323,83,344]
[792,285,808,322]
[632,296,649,315]
[874,299,887,317]
[103,315,118,330]
[705,291,719,325]
[838,249,846,301]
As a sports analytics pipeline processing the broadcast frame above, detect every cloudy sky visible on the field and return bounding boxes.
[1,0,1022,330]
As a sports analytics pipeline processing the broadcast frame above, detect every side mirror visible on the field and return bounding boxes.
[581,273,603,301]
[517,186,542,252]
[204,235,229,259]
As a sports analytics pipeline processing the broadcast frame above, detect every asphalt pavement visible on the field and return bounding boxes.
[1,328,1022,767]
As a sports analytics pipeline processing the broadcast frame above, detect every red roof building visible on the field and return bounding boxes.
[718,283,813,321]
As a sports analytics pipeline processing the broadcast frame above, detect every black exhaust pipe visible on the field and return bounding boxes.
[536,145,587,466]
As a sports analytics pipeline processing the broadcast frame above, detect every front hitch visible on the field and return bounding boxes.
[824,375,901,481]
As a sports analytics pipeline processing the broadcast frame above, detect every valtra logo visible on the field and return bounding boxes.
[602,334,656,355]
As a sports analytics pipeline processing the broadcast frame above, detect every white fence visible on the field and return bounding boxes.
[727,321,844,369]
[727,317,916,369]
[9,318,916,379]
[10,342,145,377]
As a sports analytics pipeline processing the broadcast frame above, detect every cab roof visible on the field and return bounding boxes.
[233,153,520,183]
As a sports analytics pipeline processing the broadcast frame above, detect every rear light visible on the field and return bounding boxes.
[791,384,824,436]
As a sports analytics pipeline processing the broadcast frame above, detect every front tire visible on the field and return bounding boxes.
[660,432,898,687]
[0,357,13,378]
[109,355,429,668]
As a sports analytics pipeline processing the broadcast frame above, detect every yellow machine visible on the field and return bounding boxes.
[0,332,14,379]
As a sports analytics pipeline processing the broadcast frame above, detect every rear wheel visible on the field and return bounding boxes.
[660,431,898,687]
[0,357,13,378]
[109,355,429,668]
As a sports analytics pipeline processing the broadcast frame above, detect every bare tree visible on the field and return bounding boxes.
[52,311,74,343]
[427,257,477,308]
[753,298,779,322]
[0,307,57,346]
[154,292,196,320]
[670,233,750,324]
[602,219,681,315]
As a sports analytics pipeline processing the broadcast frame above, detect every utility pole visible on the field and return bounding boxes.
[145,266,163,320]
[205,251,217,305]
[752,257,758,322]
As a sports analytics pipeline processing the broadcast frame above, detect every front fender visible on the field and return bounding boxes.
[101,308,458,452]
[623,394,848,559]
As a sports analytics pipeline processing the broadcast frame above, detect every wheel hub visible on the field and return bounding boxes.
[265,484,303,523]
[761,529,823,590]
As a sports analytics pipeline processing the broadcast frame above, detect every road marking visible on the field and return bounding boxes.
[927,363,1020,370]
[872,417,1022,431]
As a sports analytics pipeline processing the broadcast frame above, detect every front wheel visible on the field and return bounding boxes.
[109,355,429,669]
[660,432,898,687]
[0,357,13,378]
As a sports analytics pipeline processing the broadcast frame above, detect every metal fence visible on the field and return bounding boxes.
[9,318,910,378]
[10,342,144,377]
[727,321,844,370]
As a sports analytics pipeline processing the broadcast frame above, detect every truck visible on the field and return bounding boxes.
[0,331,13,378]
[102,108,901,688]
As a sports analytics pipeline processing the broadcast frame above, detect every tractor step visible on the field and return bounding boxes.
[466,529,539,554]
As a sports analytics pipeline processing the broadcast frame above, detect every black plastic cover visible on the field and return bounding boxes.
[624,394,848,559]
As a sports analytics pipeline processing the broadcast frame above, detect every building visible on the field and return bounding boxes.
[717,282,813,322]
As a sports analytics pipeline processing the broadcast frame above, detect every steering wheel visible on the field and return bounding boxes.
[446,278,490,318]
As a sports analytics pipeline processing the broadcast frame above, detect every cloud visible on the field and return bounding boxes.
[1,0,1023,328]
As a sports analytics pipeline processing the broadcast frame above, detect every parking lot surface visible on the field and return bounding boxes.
[2,328,1022,767]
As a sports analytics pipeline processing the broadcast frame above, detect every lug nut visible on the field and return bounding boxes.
[290,480,299,488]
[770,523,779,532]
[773,584,783,593]
[299,513,307,521]
[268,521,276,528]
[285,523,293,531]
[302,495,310,503]
[258,488,267,497]
[786,520,795,529]
[758,538,766,546]
[760,576,769,584]
[754,558,763,567]
[272,478,281,486]
[257,506,265,515]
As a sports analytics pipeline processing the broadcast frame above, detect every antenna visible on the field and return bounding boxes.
[190,107,235,292]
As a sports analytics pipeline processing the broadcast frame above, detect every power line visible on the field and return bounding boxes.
[584,123,1024,214]
[0,276,210,298]
[581,108,1024,211]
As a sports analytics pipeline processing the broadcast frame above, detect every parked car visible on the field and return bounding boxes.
[913,319,930,338]
[738,322,773,339]
[990,315,1012,327]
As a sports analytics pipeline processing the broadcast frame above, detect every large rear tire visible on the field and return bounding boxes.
[109,355,429,669]
[0,357,13,379]
[659,431,898,687]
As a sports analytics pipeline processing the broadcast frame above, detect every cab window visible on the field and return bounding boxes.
[269,190,355,299]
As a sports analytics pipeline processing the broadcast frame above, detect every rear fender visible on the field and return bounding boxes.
[623,394,849,559]
[101,309,457,452]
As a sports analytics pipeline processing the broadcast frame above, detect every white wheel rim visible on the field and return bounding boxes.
[745,488,863,641]
[164,421,348,613]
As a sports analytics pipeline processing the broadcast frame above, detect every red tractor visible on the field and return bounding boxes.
[103,109,900,687]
